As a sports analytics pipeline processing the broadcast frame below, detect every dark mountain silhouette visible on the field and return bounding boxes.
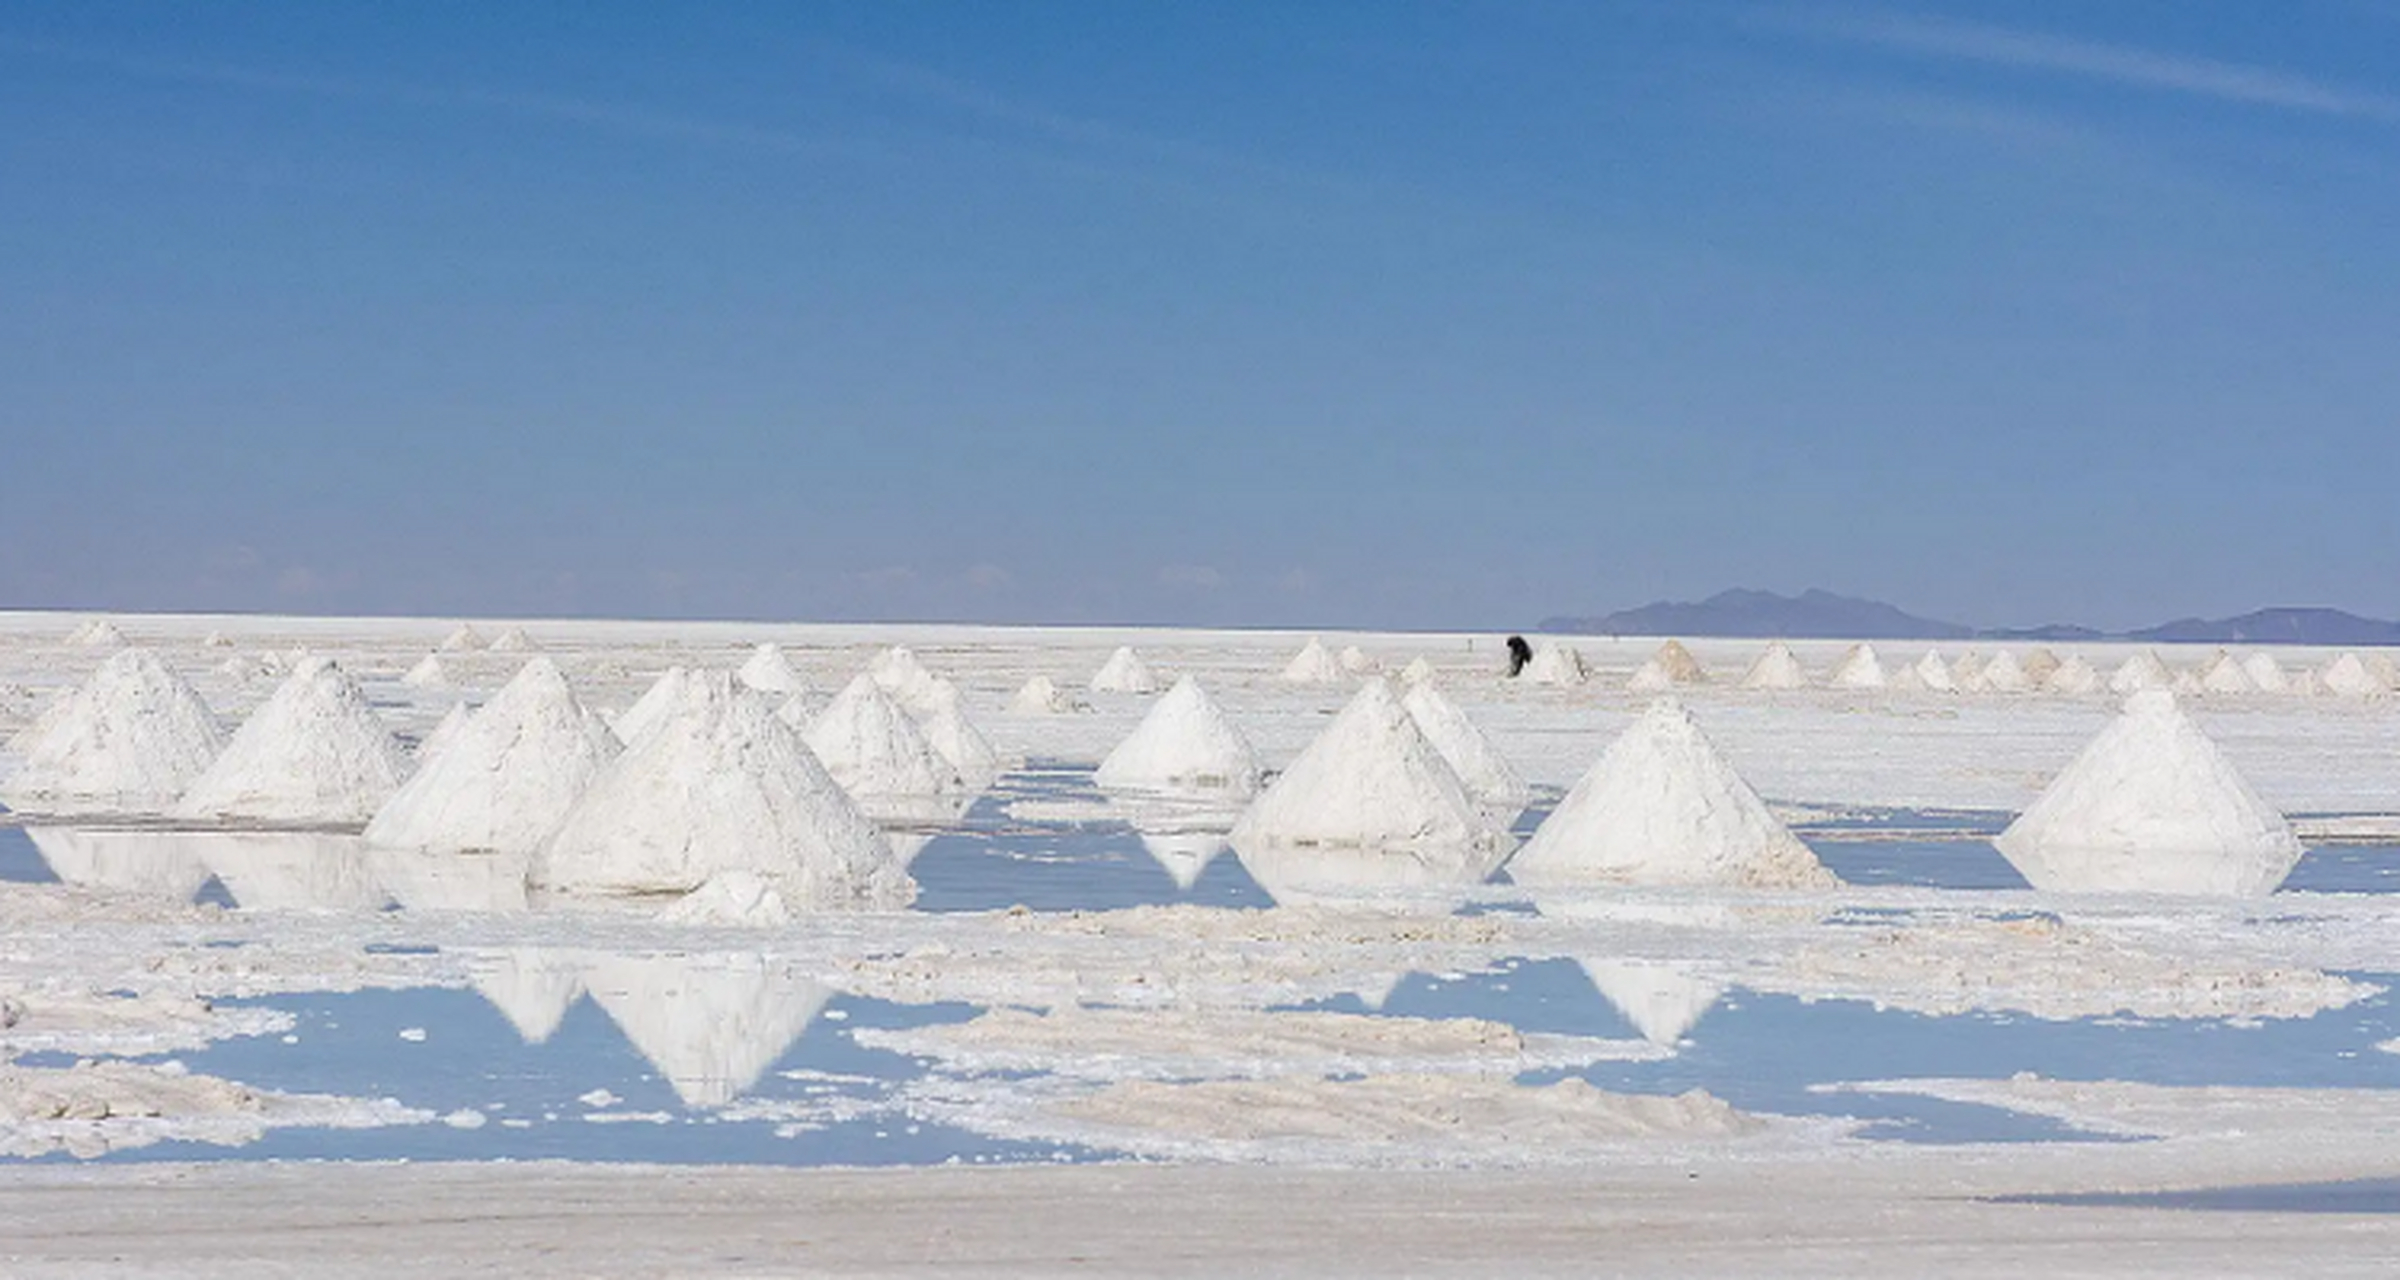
[1544,592,2400,646]
[2128,608,2400,646]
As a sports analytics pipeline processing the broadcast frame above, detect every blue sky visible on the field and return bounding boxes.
[4,2,2395,630]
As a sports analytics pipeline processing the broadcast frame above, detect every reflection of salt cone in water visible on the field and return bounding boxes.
[366,846,530,913]
[193,831,391,911]
[24,826,214,902]
[1350,970,1407,1012]
[1582,959,1722,1046]
[581,952,832,1108]
[1231,834,1507,907]
[885,829,938,867]
[1138,830,1227,891]
[468,948,585,1045]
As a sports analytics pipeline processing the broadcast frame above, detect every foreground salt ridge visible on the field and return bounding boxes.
[0,1059,431,1160]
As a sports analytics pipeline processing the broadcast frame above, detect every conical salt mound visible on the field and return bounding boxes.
[1994,691,2303,897]
[1950,650,1986,688]
[738,643,807,697]
[867,646,947,713]
[413,701,473,763]
[2109,650,2173,694]
[916,679,1001,787]
[582,952,832,1108]
[438,624,485,653]
[401,653,450,688]
[1096,676,1262,796]
[1509,700,1832,889]
[173,658,407,825]
[2199,650,2256,695]
[1401,679,1532,815]
[613,667,697,748]
[2321,652,2387,698]
[2240,651,2289,694]
[1281,636,1344,684]
[1826,643,1885,690]
[0,649,226,814]
[1089,645,1162,694]
[2289,668,2323,697]
[1339,644,1381,675]
[1977,650,2033,694]
[2371,653,2400,688]
[1230,678,1505,852]
[489,627,539,653]
[1525,643,1587,686]
[1583,959,1723,1047]
[1399,657,1437,685]
[1887,662,1925,692]
[2045,655,2101,695]
[541,673,911,908]
[468,948,584,1045]
[69,618,128,648]
[2021,648,2063,685]
[1008,675,1078,714]
[1910,650,1958,692]
[1741,643,1808,691]
[365,658,621,854]
[805,675,963,803]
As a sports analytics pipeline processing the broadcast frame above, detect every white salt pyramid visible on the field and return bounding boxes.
[2021,648,2063,686]
[2370,653,2400,689]
[401,653,450,688]
[2240,651,2290,694]
[1339,644,1381,675]
[1401,679,1532,815]
[916,679,1001,788]
[364,658,621,854]
[68,618,128,648]
[581,952,832,1108]
[1509,700,1832,889]
[0,649,226,814]
[2321,652,2387,698]
[1089,645,1162,694]
[1910,650,1958,692]
[541,673,910,908]
[1976,650,2033,694]
[867,645,948,713]
[738,643,807,697]
[612,667,698,748]
[173,658,407,825]
[1628,640,1707,692]
[1007,675,1080,714]
[1887,662,1925,692]
[1524,642,1587,686]
[1281,636,1345,684]
[1950,650,1986,688]
[805,674,964,805]
[1741,643,1808,691]
[489,627,539,653]
[468,948,584,1045]
[1399,657,1438,685]
[2044,655,2101,695]
[1095,676,1262,796]
[24,826,214,902]
[438,624,486,653]
[1230,678,1506,854]
[2198,650,2257,695]
[1995,691,2304,897]
[2289,667,2323,697]
[1826,643,1886,690]
[1583,959,1722,1046]
[2109,650,2173,694]
[412,701,473,764]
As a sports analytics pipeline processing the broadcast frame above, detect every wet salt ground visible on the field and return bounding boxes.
[2006,1177,2400,1214]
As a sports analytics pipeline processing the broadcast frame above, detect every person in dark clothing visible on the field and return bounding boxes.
[1505,635,1534,677]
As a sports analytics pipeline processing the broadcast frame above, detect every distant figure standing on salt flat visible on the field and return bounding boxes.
[1506,635,1533,678]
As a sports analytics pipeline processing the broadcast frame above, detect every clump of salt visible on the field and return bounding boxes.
[1281,636,1345,684]
[612,667,698,748]
[1095,676,1262,796]
[2198,650,2256,695]
[1524,642,1587,686]
[1910,650,1958,692]
[1994,690,2304,897]
[1400,678,1532,816]
[867,645,948,712]
[489,627,539,653]
[661,870,794,927]
[1008,675,1081,714]
[1975,650,2033,694]
[438,624,485,653]
[1628,640,1707,692]
[401,653,450,688]
[914,678,1002,789]
[804,675,964,806]
[2109,650,2172,694]
[68,618,128,648]
[738,643,808,697]
[1741,643,1808,691]
[1825,643,1885,690]
[2240,651,2289,694]
[1510,700,1832,889]
[2044,655,2101,695]
[0,649,226,815]
[1339,644,1381,675]
[173,657,408,825]
[1230,678,1506,855]
[2021,648,2063,685]
[1399,656,1438,686]
[412,701,473,764]
[1089,645,1162,694]
[364,658,620,854]
[2320,652,2387,698]
[201,631,234,648]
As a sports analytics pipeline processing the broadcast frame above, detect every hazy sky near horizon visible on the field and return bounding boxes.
[5,2,2396,631]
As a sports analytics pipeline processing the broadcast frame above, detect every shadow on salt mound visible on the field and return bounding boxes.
[580,951,833,1109]
[1995,690,2303,897]
[1825,643,1885,690]
[1627,640,1707,693]
[1523,642,1586,686]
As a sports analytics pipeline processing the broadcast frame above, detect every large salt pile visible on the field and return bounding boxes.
[173,658,408,825]
[804,675,964,807]
[1089,645,1162,694]
[2045,655,2101,695]
[68,618,128,648]
[401,653,451,688]
[738,643,807,697]
[2321,652,2387,698]
[1993,690,2304,897]
[2198,650,2257,695]
[1627,640,1707,692]
[1976,650,2033,694]
[1825,643,1885,690]
[1339,644,1381,675]
[1740,643,1808,691]
[1281,637,1344,684]
[489,626,539,653]
[364,658,620,854]
[612,667,698,748]
[866,645,947,712]
[1401,679,1533,815]
[541,673,911,908]
[582,952,832,1108]
[916,678,1002,788]
[1510,700,1832,889]
[1582,960,1722,1047]
[438,624,485,653]
[2240,651,2290,694]
[1910,650,1958,692]
[2109,650,2173,694]
[1524,642,1587,686]
[1230,678,1506,854]
[0,649,226,814]
[1950,649,1985,688]
[2020,648,2063,686]
[1094,676,1262,796]
[1007,675,1080,714]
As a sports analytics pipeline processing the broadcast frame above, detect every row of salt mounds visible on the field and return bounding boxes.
[1231,678,1508,863]
[538,673,911,909]
[1740,642,1807,691]
[1007,675,1083,714]
[174,658,409,825]
[1826,642,1885,690]
[1510,700,1832,889]
[364,658,620,855]
[1401,678,1533,816]
[68,618,129,647]
[1090,645,1162,694]
[2322,651,2393,697]
[1995,690,2303,897]
[1095,676,1262,796]
[805,675,965,811]
[402,653,452,688]
[738,643,810,697]
[1524,642,1587,686]
[1281,636,1344,684]
[0,649,226,814]
[1627,640,1707,692]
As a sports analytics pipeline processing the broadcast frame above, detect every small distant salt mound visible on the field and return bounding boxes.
[1976,650,2033,694]
[1231,678,1505,855]
[804,675,964,803]
[1338,644,1381,675]
[201,631,234,648]
[489,626,539,653]
[737,643,807,697]
[2371,653,2400,689]
[1511,700,1830,889]
[2045,655,2101,695]
[413,702,473,764]
[1909,650,1957,693]
[660,870,794,927]
[917,678,1001,787]
[2320,652,2387,698]
[2020,648,2063,685]
[1825,643,1885,690]
[1886,662,1925,692]
[2171,666,2205,694]
[1401,680,1532,815]
[400,653,450,688]
[1628,640,1706,692]
[364,658,620,855]
[438,624,485,653]
[1095,676,1262,796]
[2288,667,2323,697]
[867,645,947,712]
[1399,657,1437,685]
[1740,643,1808,691]
[1281,636,1345,684]
[2198,650,2257,695]
[0,649,226,814]
[540,673,910,908]
[1949,650,1985,688]
[1582,960,1722,1046]
[1089,645,1162,694]
[612,667,697,748]
[173,658,409,825]
[468,949,584,1045]
[1524,642,1587,686]
[2240,651,2290,694]
[1994,690,2304,897]
[68,618,128,648]
[582,952,832,1108]
[1007,675,1081,714]
[2109,650,2173,694]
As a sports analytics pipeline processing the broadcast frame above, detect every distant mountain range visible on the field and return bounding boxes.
[1541,590,2400,646]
